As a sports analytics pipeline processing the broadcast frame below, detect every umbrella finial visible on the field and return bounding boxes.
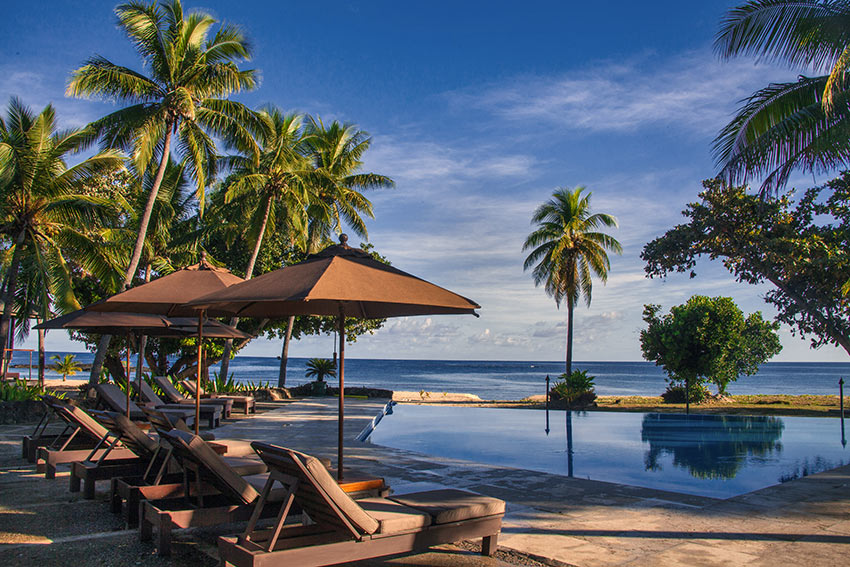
[199,250,208,268]
[339,234,349,247]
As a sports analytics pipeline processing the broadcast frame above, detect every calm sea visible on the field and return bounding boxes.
[14,351,850,400]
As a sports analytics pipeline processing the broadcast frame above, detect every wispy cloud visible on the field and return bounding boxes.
[450,51,794,135]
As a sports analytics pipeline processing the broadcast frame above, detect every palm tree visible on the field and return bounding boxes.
[0,98,124,375]
[276,117,394,387]
[216,108,316,378]
[523,187,622,375]
[714,1,850,192]
[51,354,81,381]
[305,357,336,382]
[67,0,260,382]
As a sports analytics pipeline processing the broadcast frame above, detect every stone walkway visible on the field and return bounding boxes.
[2,398,849,566]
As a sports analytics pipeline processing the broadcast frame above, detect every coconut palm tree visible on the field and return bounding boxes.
[523,187,622,375]
[714,0,850,192]
[67,0,260,382]
[51,354,81,381]
[0,98,124,375]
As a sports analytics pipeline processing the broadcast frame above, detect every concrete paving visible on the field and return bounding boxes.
[2,398,849,566]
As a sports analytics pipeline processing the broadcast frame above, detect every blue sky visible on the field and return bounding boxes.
[2,1,844,362]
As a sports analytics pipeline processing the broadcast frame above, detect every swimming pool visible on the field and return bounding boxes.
[365,405,850,499]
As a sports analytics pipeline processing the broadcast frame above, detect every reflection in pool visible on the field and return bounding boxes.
[365,405,849,498]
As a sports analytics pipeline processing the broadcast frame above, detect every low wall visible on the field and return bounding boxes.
[0,400,46,424]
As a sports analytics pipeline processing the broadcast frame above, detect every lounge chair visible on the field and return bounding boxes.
[109,409,262,528]
[35,400,137,479]
[141,430,386,556]
[22,395,100,462]
[95,382,197,425]
[155,375,233,418]
[135,379,222,428]
[181,379,255,414]
[218,442,504,567]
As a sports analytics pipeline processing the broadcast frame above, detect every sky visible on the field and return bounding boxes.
[1,1,845,363]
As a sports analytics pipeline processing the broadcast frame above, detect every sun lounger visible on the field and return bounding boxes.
[181,379,255,414]
[95,382,197,425]
[35,400,137,479]
[155,375,233,418]
[69,410,175,499]
[136,380,222,428]
[22,395,100,462]
[218,442,504,567]
[141,430,385,556]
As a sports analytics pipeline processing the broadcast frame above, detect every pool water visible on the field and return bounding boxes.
[365,405,850,499]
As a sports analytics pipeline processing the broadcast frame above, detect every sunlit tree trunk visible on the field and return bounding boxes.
[278,315,295,388]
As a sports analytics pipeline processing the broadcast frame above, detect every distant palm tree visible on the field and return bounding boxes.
[305,358,336,382]
[51,354,81,381]
[523,187,622,375]
[714,0,850,192]
[0,98,123,375]
[67,0,260,290]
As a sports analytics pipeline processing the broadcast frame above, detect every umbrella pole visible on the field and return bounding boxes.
[125,335,131,419]
[338,307,345,481]
[195,310,205,436]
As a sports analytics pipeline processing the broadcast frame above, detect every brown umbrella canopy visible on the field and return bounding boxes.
[188,239,480,317]
[34,310,173,334]
[86,256,245,318]
[187,235,480,479]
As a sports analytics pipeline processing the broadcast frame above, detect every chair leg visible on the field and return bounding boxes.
[482,534,499,556]
[45,462,56,480]
[69,471,81,493]
[139,510,152,542]
[84,476,96,500]
[110,481,122,514]
[157,514,172,556]
[127,492,140,528]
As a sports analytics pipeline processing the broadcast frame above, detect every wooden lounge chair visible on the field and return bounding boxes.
[218,442,505,567]
[181,379,255,414]
[141,430,385,557]
[136,380,222,428]
[22,395,100,462]
[110,409,263,528]
[155,375,233,418]
[35,400,137,479]
[95,383,197,425]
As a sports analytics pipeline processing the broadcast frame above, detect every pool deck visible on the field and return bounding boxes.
[1,398,849,566]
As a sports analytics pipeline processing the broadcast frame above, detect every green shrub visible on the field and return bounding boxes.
[0,380,60,402]
[551,370,597,407]
[661,382,710,404]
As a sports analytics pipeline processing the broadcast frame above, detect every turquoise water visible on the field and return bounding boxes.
[366,405,850,498]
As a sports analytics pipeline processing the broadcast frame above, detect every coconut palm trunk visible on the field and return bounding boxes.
[219,194,273,379]
[0,229,27,377]
[278,315,295,388]
[566,300,574,376]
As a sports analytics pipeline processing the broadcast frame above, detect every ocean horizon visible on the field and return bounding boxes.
[14,351,850,401]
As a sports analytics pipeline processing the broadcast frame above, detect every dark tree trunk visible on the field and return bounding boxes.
[565,301,574,376]
[278,315,295,388]
[37,325,46,388]
[0,229,26,377]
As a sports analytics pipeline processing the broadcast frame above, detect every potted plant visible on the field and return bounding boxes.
[305,358,336,395]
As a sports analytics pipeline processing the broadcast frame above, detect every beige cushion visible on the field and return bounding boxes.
[389,489,505,525]
[222,456,267,476]
[217,439,256,457]
[293,449,380,535]
[357,498,432,534]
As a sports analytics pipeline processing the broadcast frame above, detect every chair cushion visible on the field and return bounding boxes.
[357,498,432,534]
[389,489,505,525]
[216,439,255,457]
[222,456,267,476]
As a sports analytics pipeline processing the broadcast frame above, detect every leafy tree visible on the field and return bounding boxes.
[640,296,782,405]
[714,1,850,192]
[642,176,850,356]
[305,357,336,382]
[522,186,622,375]
[67,0,260,382]
[0,99,123,375]
[51,354,81,381]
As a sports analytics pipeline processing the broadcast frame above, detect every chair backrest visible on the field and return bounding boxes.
[52,400,112,442]
[95,383,143,417]
[154,376,186,403]
[251,441,379,536]
[163,429,259,505]
[89,409,158,458]
[136,380,166,407]
[180,379,201,396]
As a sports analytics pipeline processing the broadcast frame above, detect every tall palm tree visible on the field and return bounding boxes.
[523,187,622,375]
[275,117,394,387]
[217,107,316,377]
[0,98,124,374]
[714,0,850,192]
[67,0,259,381]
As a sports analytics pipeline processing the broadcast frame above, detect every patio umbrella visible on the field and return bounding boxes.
[35,310,173,418]
[84,255,245,433]
[188,234,480,479]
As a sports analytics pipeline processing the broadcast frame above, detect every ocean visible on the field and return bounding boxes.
[13,351,850,400]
